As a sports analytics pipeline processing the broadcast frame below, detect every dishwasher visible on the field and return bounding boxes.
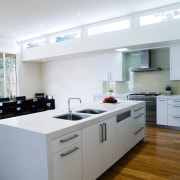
[116,110,132,159]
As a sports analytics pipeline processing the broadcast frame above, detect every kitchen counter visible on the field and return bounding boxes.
[157,94,180,99]
[0,100,141,138]
[0,100,145,180]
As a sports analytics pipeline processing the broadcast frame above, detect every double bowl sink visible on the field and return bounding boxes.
[54,109,106,121]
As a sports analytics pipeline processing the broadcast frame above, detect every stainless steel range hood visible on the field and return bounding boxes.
[130,50,162,72]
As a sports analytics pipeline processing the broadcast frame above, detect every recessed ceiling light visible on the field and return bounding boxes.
[115,48,129,52]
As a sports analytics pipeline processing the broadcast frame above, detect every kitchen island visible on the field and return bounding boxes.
[0,100,145,180]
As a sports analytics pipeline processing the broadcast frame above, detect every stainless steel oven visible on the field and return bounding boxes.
[127,92,160,123]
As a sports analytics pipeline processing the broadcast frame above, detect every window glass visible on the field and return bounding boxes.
[50,31,81,44]
[0,53,16,98]
[0,53,4,97]
[5,54,16,98]
[87,19,130,36]
[23,38,47,49]
[140,9,180,26]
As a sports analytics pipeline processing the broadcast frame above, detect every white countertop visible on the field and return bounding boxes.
[157,95,180,99]
[0,100,144,138]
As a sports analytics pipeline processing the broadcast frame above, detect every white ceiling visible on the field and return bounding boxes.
[1,0,180,41]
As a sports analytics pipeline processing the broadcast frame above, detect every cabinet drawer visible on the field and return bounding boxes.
[168,115,180,127]
[133,113,145,133]
[168,104,180,115]
[133,106,145,116]
[133,127,145,146]
[133,106,145,133]
[168,99,180,105]
[52,130,81,153]
[52,142,82,180]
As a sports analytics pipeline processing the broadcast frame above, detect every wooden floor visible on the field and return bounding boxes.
[97,125,180,180]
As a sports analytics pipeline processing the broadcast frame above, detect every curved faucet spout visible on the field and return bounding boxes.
[68,98,82,113]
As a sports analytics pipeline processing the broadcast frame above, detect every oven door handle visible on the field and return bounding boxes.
[146,101,154,104]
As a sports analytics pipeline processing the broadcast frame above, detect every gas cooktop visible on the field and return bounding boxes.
[129,92,160,96]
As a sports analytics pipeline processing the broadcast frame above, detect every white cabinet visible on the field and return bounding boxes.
[97,52,126,81]
[170,45,180,80]
[82,117,116,180]
[116,110,133,159]
[168,99,180,127]
[132,105,145,145]
[157,98,168,125]
[156,96,180,127]
[52,130,82,180]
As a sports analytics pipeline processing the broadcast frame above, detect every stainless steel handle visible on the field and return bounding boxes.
[159,99,165,102]
[173,100,180,102]
[134,127,144,135]
[134,113,144,119]
[134,107,144,112]
[146,101,154,103]
[60,147,79,157]
[108,72,111,81]
[103,123,107,141]
[173,116,180,119]
[173,105,180,108]
[60,134,79,143]
[100,124,104,142]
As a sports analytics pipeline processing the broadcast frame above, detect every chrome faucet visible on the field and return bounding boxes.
[68,98,82,113]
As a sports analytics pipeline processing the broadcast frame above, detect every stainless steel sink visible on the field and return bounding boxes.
[76,109,106,114]
[54,113,90,121]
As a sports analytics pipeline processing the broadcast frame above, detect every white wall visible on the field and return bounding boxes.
[0,37,19,53]
[17,60,42,98]
[0,37,42,98]
[41,53,103,108]
[22,18,180,61]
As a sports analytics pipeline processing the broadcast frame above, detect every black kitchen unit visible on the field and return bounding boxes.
[127,92,160,123]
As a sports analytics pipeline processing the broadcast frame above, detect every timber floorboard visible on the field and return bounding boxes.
[97,125,180,180]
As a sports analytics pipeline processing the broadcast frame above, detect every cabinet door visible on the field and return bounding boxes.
[116,116,133,159]
[82,122,102,180]
[98,58,110,81]
[82,117,117,180]
[110,53,125,81]
[102,117,117,173]
[52,142,82,180]
[157,98,167,125]
[97,52,125,81]
[170,45,180,80]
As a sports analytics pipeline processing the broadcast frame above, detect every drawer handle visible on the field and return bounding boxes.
[159,100,165,102]
[134,113,144,119]
[60,147,79,157]
[134,107,144,112]
[60,134,79,143]
[173,116,180,119]
[134,127,144,135]
[173,100,180,102]
[173,105,180,108]
[100,124,104,143]
[103,123,107,141]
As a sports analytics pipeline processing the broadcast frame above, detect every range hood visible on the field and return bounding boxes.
[130,50,162,72]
